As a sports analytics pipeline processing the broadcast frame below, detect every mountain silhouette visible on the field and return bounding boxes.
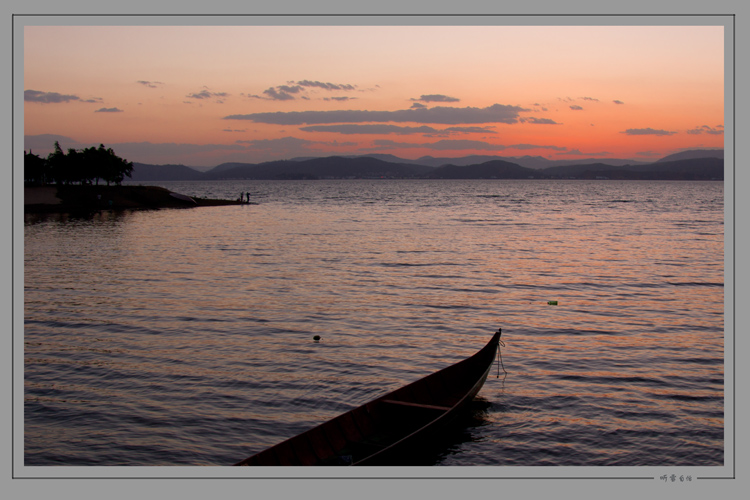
[128,149,724,182]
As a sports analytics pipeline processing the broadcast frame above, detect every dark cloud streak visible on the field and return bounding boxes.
[687,125,724,135]
[295,80,355,91]
[299,124,497,135]
[520,117,560,125]
[622,128,676,136]
[262,88,297,101]
[251,80,358,101]
[25,90,81,103]
[278,85,303,93]
[225,104,528,125]
[411,94,460,103]
[300,124,439,135]
[137,80,164,88]
[186,89,230,101]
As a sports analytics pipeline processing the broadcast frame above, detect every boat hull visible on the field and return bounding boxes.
[234,329,501,466]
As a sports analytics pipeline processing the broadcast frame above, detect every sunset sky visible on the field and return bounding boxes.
[23,24,726,167]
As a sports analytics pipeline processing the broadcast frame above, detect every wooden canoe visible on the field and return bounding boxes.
[234,329,502,466]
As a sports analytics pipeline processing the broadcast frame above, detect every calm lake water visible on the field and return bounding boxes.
[23,179,724,470]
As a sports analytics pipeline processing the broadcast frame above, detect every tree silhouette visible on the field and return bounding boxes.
[94,144,134,185]
[27,142,134,186]
[45,141,68,185]
[64,147,86,184]
[24,151,48,186]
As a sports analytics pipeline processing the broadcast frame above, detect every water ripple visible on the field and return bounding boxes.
[24,180,723,466]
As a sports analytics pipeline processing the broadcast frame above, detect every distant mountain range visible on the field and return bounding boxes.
[129,149,724,182]
[286,153,656,169]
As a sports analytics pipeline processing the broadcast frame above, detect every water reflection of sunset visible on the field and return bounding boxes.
[24,180,722,466]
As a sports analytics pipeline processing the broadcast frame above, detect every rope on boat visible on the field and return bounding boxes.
[496,329,507,378]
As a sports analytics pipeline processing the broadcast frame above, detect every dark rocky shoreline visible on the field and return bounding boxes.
[24,185,249,214]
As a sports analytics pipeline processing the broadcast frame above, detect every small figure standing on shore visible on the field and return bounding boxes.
[246,192,251,203]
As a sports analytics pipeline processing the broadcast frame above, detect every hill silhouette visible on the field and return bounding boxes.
[131,163,208,181]
[656,149,723,163]
[127,149,724,182]
[424,160,535,179]
[204,156,432,180]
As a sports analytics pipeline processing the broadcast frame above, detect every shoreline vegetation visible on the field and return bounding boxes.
[24,185,247,214]
[24,142,246,214]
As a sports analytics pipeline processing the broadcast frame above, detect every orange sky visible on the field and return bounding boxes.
[22,24,726,167]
